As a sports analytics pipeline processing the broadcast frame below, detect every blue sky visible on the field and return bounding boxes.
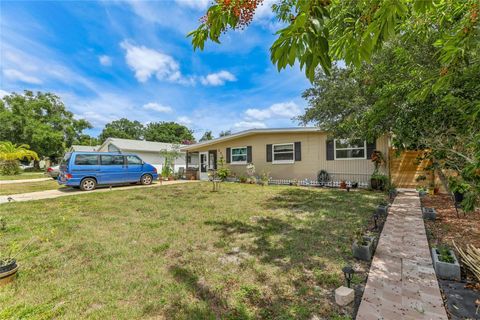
[0,0,311,140]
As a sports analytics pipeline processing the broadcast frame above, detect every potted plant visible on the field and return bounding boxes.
[0,258,18,286]
[161,163,173,181]
[352,230,375,261]
[431,246,461,281]
[448,177,470,205]
[317,170,330,187]
[259,171,270,186]
[422,207,436,220]
[376,201,389,215]
[238,175,247,183]
[340,180,347,189]
[370,150,387,190]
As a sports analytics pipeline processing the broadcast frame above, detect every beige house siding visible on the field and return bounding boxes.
[189,132,389,182]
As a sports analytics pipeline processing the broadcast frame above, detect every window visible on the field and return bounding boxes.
[127,155,142,165]
[74,154,98,165]
[101,155,125,165]
[334,139,366,159]
[273,143,294,163]
[231,147,247,163]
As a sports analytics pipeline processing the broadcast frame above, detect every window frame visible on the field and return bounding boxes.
[230,146,248,165]
[74,154,99,166]
[272,143,295,164]
[127,155,143,165]
[100,155,126,166]
[333,139,367,160]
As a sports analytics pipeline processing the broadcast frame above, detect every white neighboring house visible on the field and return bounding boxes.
[97,137,191,172]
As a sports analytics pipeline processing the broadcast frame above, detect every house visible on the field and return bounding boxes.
[181,128,389,185]
[97,137,196,173]
[69,145,100,152]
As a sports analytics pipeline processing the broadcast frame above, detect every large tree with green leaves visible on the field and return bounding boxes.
[0,91,91,160]
[143,122,195,144]
[200,131,214,142]
[99,118,145,142]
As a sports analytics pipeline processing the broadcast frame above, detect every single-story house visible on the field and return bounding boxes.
[69,145,100,152]
[181,128,389,185]
[97,137,197,173]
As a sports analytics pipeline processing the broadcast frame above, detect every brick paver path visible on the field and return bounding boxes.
[356,190,448,320]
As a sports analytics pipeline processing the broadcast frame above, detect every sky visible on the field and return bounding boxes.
[0,0,311,140]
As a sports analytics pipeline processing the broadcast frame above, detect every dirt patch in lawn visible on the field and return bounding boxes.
[422,193,480,248]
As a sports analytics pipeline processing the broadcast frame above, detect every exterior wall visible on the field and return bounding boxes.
[190,132,389,183]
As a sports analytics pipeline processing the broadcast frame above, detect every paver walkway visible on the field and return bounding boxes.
[0,177,51,184]
[356,189,448,320]
[0,180,197,204]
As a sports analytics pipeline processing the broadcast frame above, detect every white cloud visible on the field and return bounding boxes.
[200,71,237,86]
[177,116,192,125]
[245,101,301,120]
[120,40,186,83]
[175,0,210,10]
[254,0,277,19]
[3,68,42,84]
[234,121,267,130]
[143,102,173,113]
[99,55,112,66]
[0,90,9,99]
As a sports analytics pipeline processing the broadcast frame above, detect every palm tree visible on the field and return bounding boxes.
[0,141,39,175]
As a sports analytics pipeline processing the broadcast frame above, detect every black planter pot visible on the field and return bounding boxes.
[370,178,385,191]
[453,192,464,204]
[0,259,17,274]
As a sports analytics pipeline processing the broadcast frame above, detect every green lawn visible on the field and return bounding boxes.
[0,183,383,319]
[0,172,46,181]
[0,180,61,196]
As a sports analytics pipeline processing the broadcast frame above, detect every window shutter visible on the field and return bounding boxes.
[294,142,301,161]
[326,140,334,160]
[366,140,376,159]
[226,148,231,163]
[247,146,252,163]
[266,144,272,162]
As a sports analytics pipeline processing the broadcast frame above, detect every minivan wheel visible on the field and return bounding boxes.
[140,174,153,185]
[80,178,96,191]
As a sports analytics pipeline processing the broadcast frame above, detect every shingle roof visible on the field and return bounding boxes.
[101,138,185,152]
[181,127,322,151]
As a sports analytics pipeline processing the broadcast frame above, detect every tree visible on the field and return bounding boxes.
[99,118,145,142]
[189,1,479,84]
[74,134,100,146]
[200,131,214,141]
[219,130,232,137]
[143,122,195,144]
[0,141,39,175]
[0,91,91,161]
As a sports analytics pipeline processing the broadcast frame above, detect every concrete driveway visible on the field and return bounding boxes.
[0,180,197,204]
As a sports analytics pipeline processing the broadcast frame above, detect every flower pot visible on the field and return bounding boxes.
[422,207,436,220]
[352,236,375,261]
[370,178,384,191]
[340,181,347,189]
[376,204,389,215]
[0,259,19,287]
[453,191,464,204]
[431,248,461,281]
[168,177,174,181]
[434,187,440,194]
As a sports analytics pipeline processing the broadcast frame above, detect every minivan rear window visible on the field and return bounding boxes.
[101,155,125,165]
[60,153,72,170]
[75,154,99,165]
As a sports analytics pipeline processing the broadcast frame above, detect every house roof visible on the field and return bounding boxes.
[70,145,99,152]
[100,137,185,153]
[181,127,322,151]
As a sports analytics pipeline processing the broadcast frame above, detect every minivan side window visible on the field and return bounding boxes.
[127,156,142,165]
[101,155,125,165]
[74,154,99,165]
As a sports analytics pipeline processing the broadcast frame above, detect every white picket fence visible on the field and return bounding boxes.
[268,178,369,188]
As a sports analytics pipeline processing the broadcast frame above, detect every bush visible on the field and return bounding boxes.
[0,160,20,175]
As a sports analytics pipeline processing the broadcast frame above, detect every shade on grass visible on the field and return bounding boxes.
[0,183,382,319]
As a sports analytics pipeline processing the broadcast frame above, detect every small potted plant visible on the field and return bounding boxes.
[422,207,436,220]
[352,230,375,261]
[0,258,18,286]
[340,180,347,189]
[317,170,330,187]
[431,245,461,281]
[376,201,389,215]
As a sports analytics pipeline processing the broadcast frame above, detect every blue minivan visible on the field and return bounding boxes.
[58,152,158,191]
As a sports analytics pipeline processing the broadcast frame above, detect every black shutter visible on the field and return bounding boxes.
[366,140,376,159]
[226,148,231,163]
[326,140,334,160]
[266,144,272,162]
[294,142,301,161]
[247,146,252,163]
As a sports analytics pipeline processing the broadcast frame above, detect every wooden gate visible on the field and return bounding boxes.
[389,149,431,188]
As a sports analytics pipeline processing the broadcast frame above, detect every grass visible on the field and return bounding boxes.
[0,172,46,181]
[0,180,60,196]
[0,183,383,319]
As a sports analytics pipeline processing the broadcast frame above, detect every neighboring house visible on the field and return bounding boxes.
[97,137,194,172]
[181,128,389,185]
[69,145,100,152]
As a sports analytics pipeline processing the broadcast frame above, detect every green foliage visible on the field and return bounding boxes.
[219,130,232,137]
[199,130,214,142]
[99,118,144,142]
[0,142,39,175]
[437,246,455,264]
[216,154,231,181]
[144,122,195,144]
[0,91,91,159]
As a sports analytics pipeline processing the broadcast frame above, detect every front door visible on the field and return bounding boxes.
[199,152,209,180]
